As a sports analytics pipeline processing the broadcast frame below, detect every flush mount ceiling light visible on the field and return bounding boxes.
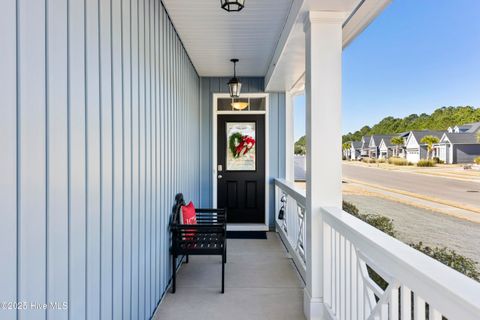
[231,100,249,110]
[227,59,242,98]
[221,0,245,12]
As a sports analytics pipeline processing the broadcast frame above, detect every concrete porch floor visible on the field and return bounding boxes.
[153,232,306,320]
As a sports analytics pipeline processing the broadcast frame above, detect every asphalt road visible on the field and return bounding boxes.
[342,164,480,209]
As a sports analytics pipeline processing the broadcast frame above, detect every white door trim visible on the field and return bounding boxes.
[212,93,270,231]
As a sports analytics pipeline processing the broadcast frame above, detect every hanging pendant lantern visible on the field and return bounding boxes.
[228,59,242,98]
[221,0,245,12]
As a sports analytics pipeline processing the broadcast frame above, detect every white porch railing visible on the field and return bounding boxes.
[275,178,480,320]
[275,179,307,280]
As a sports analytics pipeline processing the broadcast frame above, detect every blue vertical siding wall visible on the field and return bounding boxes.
[199,77,286,227]
[0,0,200,319]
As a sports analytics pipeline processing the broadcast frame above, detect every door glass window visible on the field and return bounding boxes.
[226,122,256,171]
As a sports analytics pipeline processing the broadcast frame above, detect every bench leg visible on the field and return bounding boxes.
[185,254,189,264]
[221,256,225,294]
[223,244,227,263]
[172,255,176,294]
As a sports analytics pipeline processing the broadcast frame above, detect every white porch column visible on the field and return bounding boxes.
[304,11,346,319]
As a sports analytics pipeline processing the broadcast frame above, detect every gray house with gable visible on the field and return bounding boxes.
[438,132,480,164]
[369,135,396,158]
[440,122,480,163]
[360,136,371,158]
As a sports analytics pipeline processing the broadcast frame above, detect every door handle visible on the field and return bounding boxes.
[218,175,223,179]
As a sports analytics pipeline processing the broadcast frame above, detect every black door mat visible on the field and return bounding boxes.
[226,231,267,239]
[227,231,267,239]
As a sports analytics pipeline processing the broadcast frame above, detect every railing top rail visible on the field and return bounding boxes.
[322,206,480,319]
[274,179,306,207]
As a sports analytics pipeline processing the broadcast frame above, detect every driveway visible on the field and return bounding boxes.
[343,163,480,209]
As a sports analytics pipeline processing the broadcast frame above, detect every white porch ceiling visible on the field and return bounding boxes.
[162,0,293,77]
[162,0,391,91]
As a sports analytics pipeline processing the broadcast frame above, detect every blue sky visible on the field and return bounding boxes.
[294,0,480,140]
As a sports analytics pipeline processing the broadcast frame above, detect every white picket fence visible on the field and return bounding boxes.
[275,178,480,320]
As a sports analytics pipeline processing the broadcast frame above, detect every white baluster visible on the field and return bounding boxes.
[389,286,399,320]
[430,308,442,320]
[414,296,425,319]
[332,229,337,313]
[364,285,369,319]
[336,231,341,316]
[380,303,388,320]
[340,235,345,320]
[401,286,411,320]
[345,240,351,320]
[331,227,335,312]
[323,223,332,308]
[350,244,358,320]
[289,196,295,243]
[357,254,364,319]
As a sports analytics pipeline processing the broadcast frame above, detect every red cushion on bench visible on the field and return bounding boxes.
[181,202,197,239]
[181,201,197,225]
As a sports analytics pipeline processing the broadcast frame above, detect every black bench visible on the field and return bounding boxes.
[170,193,227,293]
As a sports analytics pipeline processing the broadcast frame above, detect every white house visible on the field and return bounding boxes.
[349,141,362,160]
[379,137,394,158]
[405,130,445,163]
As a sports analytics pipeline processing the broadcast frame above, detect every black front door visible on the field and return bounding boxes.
[217,115,265,223]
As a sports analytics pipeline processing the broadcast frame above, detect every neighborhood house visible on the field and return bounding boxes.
[360,135,371,158]
[369,135,395,159]
[405,130,445,163]
[348,141,362,160]
[437,132,480,164]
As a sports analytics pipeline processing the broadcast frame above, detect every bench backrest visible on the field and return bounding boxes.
[170,193,185,226]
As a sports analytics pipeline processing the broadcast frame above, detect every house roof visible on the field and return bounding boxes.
[409,130,445,143]
[350,141,362,149]
[466,122,480,133]
[442,133,480,144]
[380,137,398,148]
[370,134,396,146]
[450,121,480,133]
[361,136,371,147]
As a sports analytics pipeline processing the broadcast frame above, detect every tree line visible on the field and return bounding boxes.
[341,106,480,143]
[294,106,480,154]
